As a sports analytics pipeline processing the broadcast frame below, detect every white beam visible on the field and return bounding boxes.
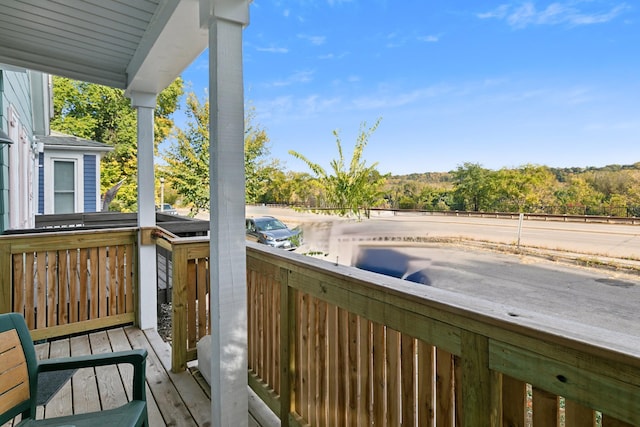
[205,0,250,425]
[129,91,158,330]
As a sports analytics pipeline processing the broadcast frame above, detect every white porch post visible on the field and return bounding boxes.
[129,91,158,330]
[202,0,250,425]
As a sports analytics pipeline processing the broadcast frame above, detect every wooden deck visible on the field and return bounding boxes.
[2,326,264,426]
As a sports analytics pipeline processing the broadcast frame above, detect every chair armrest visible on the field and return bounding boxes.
[37,349,147,401]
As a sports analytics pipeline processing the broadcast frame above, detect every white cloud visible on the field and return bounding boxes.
[298,34,327,45]
[254,93,343,122]
[256,46,289,54]
[352,85,453,110]
[301,95,342,114]
[478,2,630,28]
[418,35,440,43]
[318,51,349,60]
[327,0,355,5]
[477,4,510,19]
[267,70,315,87]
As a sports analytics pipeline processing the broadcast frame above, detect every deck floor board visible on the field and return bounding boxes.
[2,327,214,427]
[1,326,269,427]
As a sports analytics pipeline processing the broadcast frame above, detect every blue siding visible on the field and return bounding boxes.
[38,152,44,214]
[83,154,96,212]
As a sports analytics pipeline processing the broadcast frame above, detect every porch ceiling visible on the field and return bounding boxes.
[0,0,208,93]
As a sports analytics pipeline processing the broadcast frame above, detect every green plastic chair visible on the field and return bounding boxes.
[0,313,148,426]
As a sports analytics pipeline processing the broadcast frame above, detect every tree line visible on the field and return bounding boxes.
[50,77,640,219]
[387,162,640,217]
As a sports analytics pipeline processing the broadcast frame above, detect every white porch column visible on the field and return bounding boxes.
[202,0,250,425]
[129,91,158,330]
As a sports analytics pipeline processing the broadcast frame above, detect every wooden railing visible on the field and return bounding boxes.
[246,243,640,427]
[0,228,139,341]
[151,230,640,425]
[153,230,211,372]
[2,221,639,424]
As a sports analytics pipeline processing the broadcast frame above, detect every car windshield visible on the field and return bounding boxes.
[255,218,287,231]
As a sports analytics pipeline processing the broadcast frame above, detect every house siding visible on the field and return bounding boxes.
[0,73,7,232]
[83,154,96,212]
[0,69,38,232]
[0,145,8,232]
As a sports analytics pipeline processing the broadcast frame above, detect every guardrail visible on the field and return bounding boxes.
[370,208,640,224]
[252,204,640,225]
[0,227,139,341]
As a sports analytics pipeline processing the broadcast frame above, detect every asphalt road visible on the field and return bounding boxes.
[244,206,640,337]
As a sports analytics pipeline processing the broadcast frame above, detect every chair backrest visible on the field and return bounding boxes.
[0,313,39,424]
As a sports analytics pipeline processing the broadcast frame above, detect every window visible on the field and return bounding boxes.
[54,160,75,213]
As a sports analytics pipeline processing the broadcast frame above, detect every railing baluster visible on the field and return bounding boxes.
[532,387,559,426]
[58,249,69,325]
[25,253,34,328]
[417,340,435,427]
[69,248,79,323]
[564,399,595,427]
[98,246,107,317]
[108,245,117,316]
[196,259,207,340]
[298,292,309,422]
[46,250,56,327]
[436,348,455,427]
[79,248,89,321]
[400,334,416,427]
[12,253,24,314]
[187,258,197,351]
[346,311,359,427]
[386,327,401,426]
[171,244,188,372]
[502,374,527,427]
[279,267,294,427]
[117,244,125,314]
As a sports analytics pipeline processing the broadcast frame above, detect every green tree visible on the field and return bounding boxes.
[554,175,603,214]
[492,165,557,212]
[245,108,281,203]
[452,163,493,211]
[163,92,211,214]
[51,76,183,211]
[162,93,279,214]
[289,118,387,220]
[285,172,323,206]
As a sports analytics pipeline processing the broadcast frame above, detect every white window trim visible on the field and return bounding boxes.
[43,151,85,214]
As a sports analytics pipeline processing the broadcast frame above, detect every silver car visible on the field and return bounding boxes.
[156,203,178,215]
[246,216,301,250]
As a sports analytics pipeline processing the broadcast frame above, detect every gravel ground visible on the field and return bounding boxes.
[157,302,172,344]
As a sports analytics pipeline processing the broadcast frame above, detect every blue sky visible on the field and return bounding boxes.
[179,1,640,175]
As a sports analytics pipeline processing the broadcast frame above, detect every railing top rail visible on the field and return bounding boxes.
[1,227,139,251]
[247,242,640,367]
[153,226,209,249]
